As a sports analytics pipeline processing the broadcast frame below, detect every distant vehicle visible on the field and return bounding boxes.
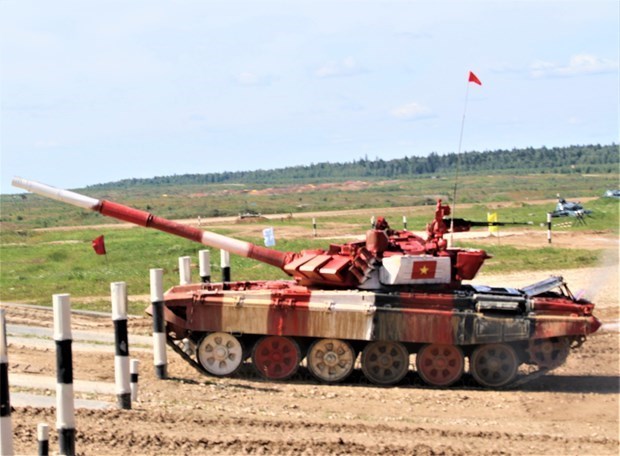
[238,210,263,219]
[603,189,620,198]
[551,195,592,218]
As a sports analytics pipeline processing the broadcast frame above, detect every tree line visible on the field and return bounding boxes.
[89,143,618,189]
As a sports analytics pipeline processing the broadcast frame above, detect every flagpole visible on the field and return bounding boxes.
[450,72,478,247]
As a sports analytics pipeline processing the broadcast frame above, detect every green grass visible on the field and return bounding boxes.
[1,173,618,312]
[2,172,618,230]
[0,226,331,308]
[461,243,602,274]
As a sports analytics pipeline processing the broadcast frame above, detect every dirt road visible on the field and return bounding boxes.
[2,258,618,455]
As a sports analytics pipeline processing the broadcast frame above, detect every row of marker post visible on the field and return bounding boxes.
[2,252,224,454]
[0,247,226,455]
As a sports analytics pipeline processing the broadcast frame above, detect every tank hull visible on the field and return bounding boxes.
[162,281,598,343]
[157,278,599,387]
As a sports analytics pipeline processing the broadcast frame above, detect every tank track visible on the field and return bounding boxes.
[502,367,552,389]
[166,333,560,389]
[166,335,208,376]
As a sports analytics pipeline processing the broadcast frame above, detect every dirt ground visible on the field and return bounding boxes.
[3,229,619,455]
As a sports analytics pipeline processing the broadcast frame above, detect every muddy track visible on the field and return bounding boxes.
[10,402,619,455]
[3,261,619,455]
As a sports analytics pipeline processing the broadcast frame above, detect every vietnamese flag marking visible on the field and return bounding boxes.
[411,260,437,279]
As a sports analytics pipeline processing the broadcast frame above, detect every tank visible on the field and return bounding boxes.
[12,177,601,388]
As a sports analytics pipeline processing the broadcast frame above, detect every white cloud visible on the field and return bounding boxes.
[315,57,366,78]
[530,54,618,78]
[390,102,432,120]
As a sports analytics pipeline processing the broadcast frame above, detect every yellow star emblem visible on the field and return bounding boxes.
[419,265,429,275]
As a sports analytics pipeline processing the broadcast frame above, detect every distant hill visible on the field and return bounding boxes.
[88,144,618,189]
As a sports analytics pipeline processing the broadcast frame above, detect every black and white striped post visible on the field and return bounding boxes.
[403,216,408,230]
[37,423,49,456]
[312,218,317,237]
[53,293,75,456]
[150,269,167,380]
[178,256,191,285]
[130,359,139,403]
[1,309,14,456]
[547,212,552,244]
[111,282,131,410]
[199,250,211,283]
[221,250,231,282]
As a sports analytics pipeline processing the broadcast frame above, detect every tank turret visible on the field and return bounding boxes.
[12,177,487,290]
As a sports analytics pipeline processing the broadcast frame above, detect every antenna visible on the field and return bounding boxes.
[450,71,482,246]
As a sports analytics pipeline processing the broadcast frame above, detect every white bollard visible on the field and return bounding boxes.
[312,217,317,237]
[53,294,75,456]
[1,309,14,456]
[130,359,139,403]
[111,282,131,409]
[547,212,552,244]
[150,269,167,379]
[403,215,407,230]
[178,256,191,285]
[37,423,49,456]
[199,250,211,283]
[221,250,231,282]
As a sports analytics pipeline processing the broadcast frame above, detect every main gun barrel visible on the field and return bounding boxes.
[12,177,291,270]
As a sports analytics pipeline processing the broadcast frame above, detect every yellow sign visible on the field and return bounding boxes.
[487,212,499,235]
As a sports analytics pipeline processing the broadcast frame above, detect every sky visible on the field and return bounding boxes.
[1,0,618,194]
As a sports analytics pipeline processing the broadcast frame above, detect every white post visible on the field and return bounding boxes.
[547,212,552,244]
[0,309,14,456]
[37,423,49,456]
[199,250,211,283]
[178,256,191,285]
[111,282,131,409]
[221,250,231,282]
[402,215,407,230]
[53,294,75,456]
[150,269,167,379]
[130,359,139,403]
[312,217,317,237]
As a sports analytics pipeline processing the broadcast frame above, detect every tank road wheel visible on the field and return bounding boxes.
[252,336,301,380]
[416,344,465,387]
[307,338,356,383]
[361,341,409,386]
[527,337,570,369]
[197,332,243,376]
[470,343,519,388]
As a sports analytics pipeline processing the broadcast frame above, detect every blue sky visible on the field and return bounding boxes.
[1,0,618,194]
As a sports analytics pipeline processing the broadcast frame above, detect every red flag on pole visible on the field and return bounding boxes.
[468,71,482,85]
[92,235,106,255]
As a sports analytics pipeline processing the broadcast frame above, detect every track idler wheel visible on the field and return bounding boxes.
[196,332,244,376]
[470,343,519,388]
[361,341,409,386]
[307,338,355,383]
[416,344,465,387]
[527,337,570,369]
[252,336,301,380]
